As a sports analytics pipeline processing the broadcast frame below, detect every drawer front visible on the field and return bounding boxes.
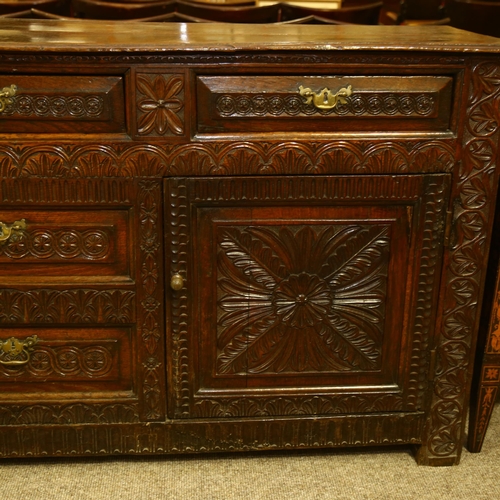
[0,76,125,134]
[196,75,453,134]
[0,209,131,281]
[0,327,133,399]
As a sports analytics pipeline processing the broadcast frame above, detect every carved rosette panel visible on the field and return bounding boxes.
[0,345,113,379]
[137,180,164,421]
[3,95,104,118]
[216,225,389,375]
[0,228,110,260]
[0,289,135,324]
[0,141,454,178]
[216,93,436,118]
[421,62,500,464]
[135,73,185,138]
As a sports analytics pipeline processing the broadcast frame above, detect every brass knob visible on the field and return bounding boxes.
[170,273,184,291]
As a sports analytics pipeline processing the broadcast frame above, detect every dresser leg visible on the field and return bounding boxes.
[413,442,463,466]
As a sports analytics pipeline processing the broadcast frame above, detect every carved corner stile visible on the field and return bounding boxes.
[417,61,500,465]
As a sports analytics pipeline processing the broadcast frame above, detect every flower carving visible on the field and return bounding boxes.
[136,74,184,136]
[216,225,389,375]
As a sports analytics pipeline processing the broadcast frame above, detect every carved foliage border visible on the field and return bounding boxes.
[137,180,165,421]
[424,62,500,461]
[167,175,449,418]
[0,141,455,178]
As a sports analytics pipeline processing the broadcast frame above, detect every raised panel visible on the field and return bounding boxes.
[166,174,451,419]
[0,76,126,134]
[196,75,453,134]
[0,209,131,282]
[0,327,133,398]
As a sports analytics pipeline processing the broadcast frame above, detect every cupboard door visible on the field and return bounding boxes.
[166,175,450,419]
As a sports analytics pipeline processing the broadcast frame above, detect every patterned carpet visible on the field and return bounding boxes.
[1,405,499,500]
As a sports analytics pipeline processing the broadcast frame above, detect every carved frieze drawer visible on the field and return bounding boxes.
[0,76,125,134]
[0,208,132,282]
[0,327,133,400]
[196,75,453,134]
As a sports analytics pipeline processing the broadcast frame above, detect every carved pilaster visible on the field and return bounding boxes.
[137,180,165,421]
[418,61,500,465]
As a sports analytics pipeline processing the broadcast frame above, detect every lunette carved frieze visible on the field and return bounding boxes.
[421,61,500,463]
[0,141,455,178]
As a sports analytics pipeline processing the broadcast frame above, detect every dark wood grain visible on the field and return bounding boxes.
[0,20,499,465]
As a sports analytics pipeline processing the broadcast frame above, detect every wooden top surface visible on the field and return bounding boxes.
[0,20,499,53]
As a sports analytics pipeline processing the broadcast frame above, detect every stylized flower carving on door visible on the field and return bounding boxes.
[216,225,389,374]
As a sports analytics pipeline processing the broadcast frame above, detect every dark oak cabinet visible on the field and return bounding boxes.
[0,21,500,465]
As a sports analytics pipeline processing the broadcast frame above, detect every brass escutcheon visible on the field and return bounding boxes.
[170,273,184,291]
[0,335,39,366]
[299,84,352,110]
[0,218,27,245]
[0,84,17,113]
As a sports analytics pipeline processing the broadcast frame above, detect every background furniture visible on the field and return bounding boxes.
[468,195,500,452]
[0,21,499,466]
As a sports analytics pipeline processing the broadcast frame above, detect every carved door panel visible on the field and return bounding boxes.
[166,175,450,419]
[0,178,165,424]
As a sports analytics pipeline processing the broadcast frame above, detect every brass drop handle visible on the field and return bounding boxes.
[170,273,184,291]
[299,84,352,110]
[0,84,17,113]
[0,218,26,244]
[0,335,39,366]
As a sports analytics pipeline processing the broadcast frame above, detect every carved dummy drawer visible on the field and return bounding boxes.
[0,327,133,401]
[0,21,499,466]
[0,209,131,281]
[0,76,125,134]
[196,75,454,134]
